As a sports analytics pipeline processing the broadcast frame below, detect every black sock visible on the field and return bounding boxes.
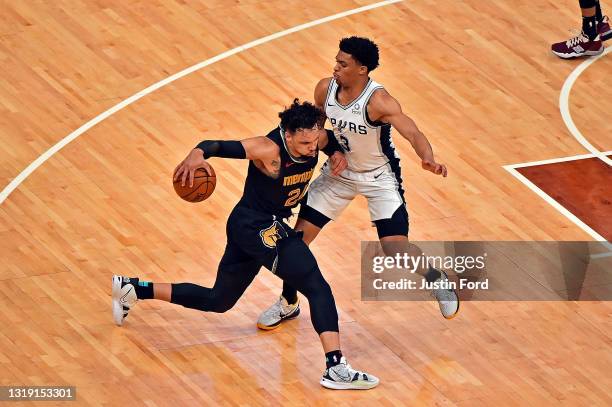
[325,350,343,368]
[424,266,441,283]
[583,14,598,40]
[595,1,603,22]
[129,277,154,299]
[281,284,298,305]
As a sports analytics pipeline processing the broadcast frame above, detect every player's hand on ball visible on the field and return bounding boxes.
[174,148,212,187]
[329,151,347,176]
[421,159,447,177]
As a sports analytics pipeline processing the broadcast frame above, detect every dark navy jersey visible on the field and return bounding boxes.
[239,127,322,218]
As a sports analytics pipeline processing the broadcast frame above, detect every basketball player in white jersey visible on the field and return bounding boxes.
[258,37,459,330]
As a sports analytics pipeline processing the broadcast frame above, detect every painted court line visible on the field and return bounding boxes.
[503,49,611,247]
[503,165,611,250]
[0,0,402,205]
[559,46,612,166]
[590,251,612,259]
[506,150,612,169]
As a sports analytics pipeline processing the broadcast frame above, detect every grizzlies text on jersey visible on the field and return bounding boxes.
[239,127,320,218]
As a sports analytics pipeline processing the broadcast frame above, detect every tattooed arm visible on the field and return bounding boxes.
[241,137,281,179]
[174,136,280,187]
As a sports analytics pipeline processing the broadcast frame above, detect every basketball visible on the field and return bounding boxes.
[173,166,216,203]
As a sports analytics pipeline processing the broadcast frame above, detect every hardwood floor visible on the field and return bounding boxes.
[0,0,610,405]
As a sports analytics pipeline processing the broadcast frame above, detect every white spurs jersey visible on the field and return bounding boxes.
[324,78,399,172]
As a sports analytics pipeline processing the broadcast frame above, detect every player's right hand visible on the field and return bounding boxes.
[421,159,447,177]
[329,151,347,176]
[173,148,212,187]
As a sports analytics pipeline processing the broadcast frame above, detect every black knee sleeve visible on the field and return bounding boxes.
[275,237,339,334]
[374,204,409,238]
[302,275,338,334]
[298,202,332,229]
[171,282,236,313]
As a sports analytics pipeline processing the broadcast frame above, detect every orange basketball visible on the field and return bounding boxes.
[173,166,216,203]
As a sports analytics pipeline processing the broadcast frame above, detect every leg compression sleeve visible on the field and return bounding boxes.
[171,260,259,313]
[274,236,339,334]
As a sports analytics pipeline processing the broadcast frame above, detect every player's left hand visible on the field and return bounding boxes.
[329,151,347,176]
[422,159,447,177]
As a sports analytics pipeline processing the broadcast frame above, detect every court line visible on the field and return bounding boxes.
[590,251,612,259]
[559,46,612,166]
[503,165,611,249]
[0,0,403,205]
[501,50,612,247]
[506,150,612,168]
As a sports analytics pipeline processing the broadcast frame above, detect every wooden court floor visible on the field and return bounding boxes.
[1,0,611,405]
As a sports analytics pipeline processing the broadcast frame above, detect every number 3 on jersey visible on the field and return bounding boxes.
[284,186,308,207]
[339,135,351,152]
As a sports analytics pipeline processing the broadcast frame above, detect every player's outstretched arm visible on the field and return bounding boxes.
[368,90,447,177]
[240,136,279,161]
[174,137,277,188]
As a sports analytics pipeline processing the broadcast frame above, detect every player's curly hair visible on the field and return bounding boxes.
[279,99,325,133]
[339,36,379,72]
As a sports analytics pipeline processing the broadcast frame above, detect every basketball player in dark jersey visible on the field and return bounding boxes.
[111,100,378,390]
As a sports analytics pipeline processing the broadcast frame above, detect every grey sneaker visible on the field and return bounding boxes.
[320,357,379,390]
[431,270,460,319]
[256,296,300,330]
[112,275,137,326]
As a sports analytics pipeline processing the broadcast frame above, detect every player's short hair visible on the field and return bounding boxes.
[279,99,325,133]
[339,36,379,72]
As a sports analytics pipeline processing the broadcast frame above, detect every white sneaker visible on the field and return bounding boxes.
[256,296,300,330]
[112,275,138,326]
[431,270,459,319]
[320,357,379,390]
